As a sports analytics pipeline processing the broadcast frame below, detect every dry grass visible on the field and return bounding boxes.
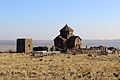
[0,53,120,80]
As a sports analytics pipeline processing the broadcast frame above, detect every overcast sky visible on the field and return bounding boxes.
[0,0,120,40]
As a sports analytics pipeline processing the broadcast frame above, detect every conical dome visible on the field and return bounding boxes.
[60,24,73,32]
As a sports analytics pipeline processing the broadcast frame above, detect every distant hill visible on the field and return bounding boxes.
[0,40,120,51]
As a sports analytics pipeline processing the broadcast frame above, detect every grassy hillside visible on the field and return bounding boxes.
[0,53,120,80]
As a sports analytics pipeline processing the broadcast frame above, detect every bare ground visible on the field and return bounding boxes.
[0,53,120,80]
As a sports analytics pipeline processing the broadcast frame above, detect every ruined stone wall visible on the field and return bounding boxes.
[17,38,32,53]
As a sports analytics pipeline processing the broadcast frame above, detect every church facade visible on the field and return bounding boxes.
[54,24,82,51]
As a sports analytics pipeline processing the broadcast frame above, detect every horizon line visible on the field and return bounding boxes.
[0,39,120,41]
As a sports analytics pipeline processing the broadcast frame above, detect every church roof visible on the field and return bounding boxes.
[60,24,73,32]
[54,35,67,41]
[68,36,82,41]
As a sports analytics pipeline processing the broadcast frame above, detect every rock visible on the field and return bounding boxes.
[70,72,74,76]
[39,59,42,61]
[71,53,76,55]
[82,72,91,77]
[0,72,6,76]
[66,56,70,59]
[61,60,64,62]
[113,73,119,78]
[62,76,67,80]
[88,54,93,57]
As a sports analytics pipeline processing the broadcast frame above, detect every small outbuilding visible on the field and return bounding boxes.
[16,38,33,53]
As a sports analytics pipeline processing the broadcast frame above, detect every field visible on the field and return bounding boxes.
[0,53,120,80]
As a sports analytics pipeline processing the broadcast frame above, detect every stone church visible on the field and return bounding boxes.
[54,24,82,51]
